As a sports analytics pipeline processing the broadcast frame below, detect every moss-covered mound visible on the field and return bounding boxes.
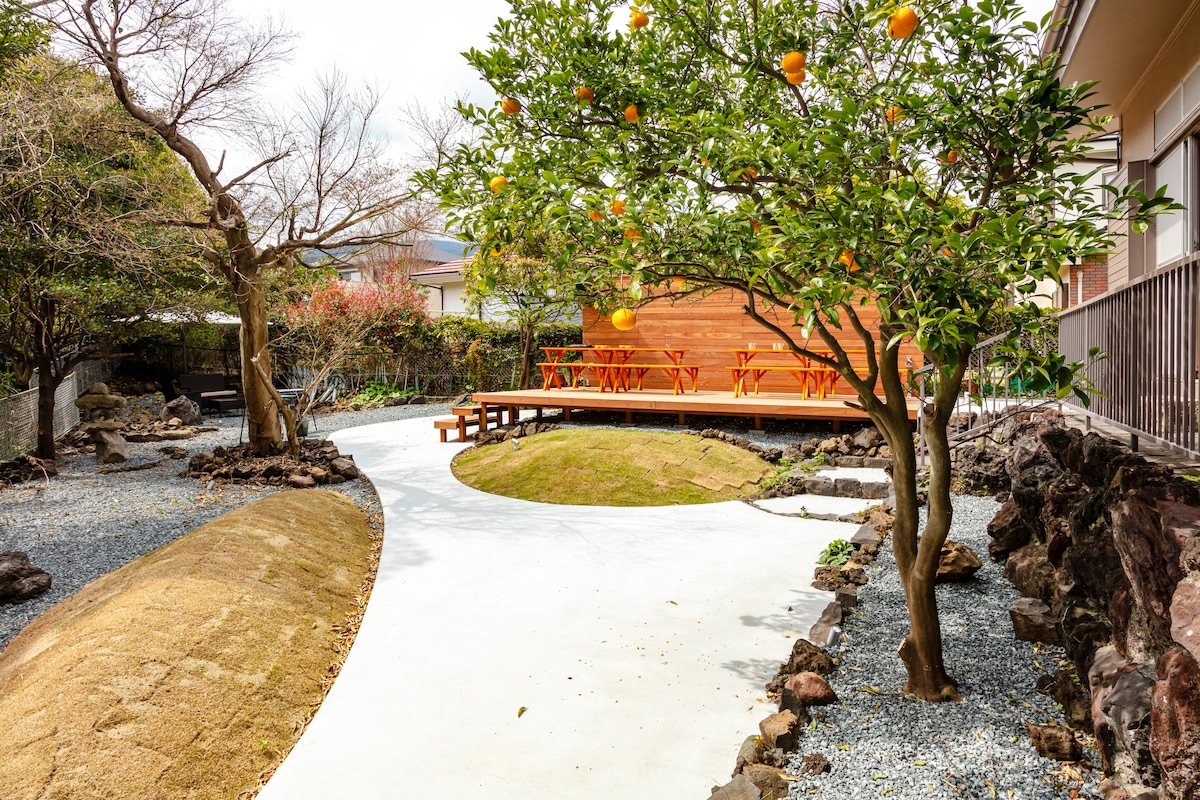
[0,490,373,800]
[452,428,773,506]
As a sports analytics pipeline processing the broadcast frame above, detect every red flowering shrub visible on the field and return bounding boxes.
[283,275,430,352]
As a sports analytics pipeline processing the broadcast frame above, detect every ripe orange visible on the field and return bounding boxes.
[588,209,604,222]
[612,307,637,330]
[838,249,861,272]
[500,97,521,115]
[785,70,806,85]
[941,246,954,257]
[610,199,627,215]
[629,9,649,28]
[781,51,806,73]
[576,86,594,105]
[624,228,641,241]
[742,167,758,180]
[940,149,959,164]
[750,218,761,233]
[624,104,640,123]
[489,176,508,193]
[888,6,918,39]
[886,105,904,123]
[489,247,503,257]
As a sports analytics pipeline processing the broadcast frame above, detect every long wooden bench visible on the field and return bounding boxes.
[727,364,837,398]
[599,363,702,395]
[434,405,507,443]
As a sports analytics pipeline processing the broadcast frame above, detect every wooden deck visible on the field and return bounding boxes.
[471,387,919,431]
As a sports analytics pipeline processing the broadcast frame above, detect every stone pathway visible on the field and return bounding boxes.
[256,416,854,799]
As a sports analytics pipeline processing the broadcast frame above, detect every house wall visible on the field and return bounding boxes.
[580,290,920,393]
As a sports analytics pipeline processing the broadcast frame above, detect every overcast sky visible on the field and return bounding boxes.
[225,0,1058,168]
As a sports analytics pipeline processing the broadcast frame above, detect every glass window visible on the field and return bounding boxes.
[1155,142,1189,267]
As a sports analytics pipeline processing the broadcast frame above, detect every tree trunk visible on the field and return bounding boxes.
[518,324,535,390]
[35,352,61,461]
[872,400,961,702]
[233,255,281,455]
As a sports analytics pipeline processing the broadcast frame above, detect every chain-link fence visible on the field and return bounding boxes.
[1,360,110,459]
[282,348,534,402]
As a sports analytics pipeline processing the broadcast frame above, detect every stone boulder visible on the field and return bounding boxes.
[710,774,761,800]
[1010,597,1061,644]
[1037,666,1093,728]
[75,384,130,463]
[1002,543,1059,606]
[986,496,1033,557]
[741,764,788,800]
[784,671,838,706]
[758,710,801,752]
[800,753,831,775]
[1100,663,1159,788]
[935,540,982,583]
[160,394,202,426]
[1170,582,1200,662]
[851,426,883,452]
[329,457,359,479]
[1149,647,1200,800]
[0,551,52,605]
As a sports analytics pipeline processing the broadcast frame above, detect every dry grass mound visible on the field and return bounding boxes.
[452,428,773,506]
[0,490,373,800]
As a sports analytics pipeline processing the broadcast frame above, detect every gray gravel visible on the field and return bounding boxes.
[785,495,1098,799]
[0,401,448,651]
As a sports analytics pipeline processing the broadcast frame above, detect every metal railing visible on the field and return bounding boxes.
[1058,256,1200,459]
[0,360,110,459]
[914,329,1059,463]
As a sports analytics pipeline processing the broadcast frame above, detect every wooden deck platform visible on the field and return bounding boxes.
[471,388,919,431]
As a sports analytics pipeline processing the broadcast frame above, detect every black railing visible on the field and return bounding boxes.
[1058,256,1200,459]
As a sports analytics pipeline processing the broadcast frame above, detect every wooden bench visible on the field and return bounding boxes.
[434,405,507,442]
[599,363,702,395]
[727,364,837,398]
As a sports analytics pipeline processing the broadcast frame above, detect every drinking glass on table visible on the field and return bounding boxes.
[748,342,757,350]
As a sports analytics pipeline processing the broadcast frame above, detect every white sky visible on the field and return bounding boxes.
[223,0,1057,169]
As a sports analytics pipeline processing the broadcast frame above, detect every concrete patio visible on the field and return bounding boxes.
[257,416,854,798]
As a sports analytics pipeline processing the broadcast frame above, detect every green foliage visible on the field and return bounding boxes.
[817,539,854,566]
[0,2,46,77]
[347,379,416,409]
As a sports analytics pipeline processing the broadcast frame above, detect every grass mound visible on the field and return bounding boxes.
[452,428,773,506]
[0,490,373,800]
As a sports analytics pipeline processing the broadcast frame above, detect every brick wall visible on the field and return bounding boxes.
[1063,256,1109,307]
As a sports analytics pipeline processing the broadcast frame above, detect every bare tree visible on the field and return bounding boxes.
[42,0,426,454]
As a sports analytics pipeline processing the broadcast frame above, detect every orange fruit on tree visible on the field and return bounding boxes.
[939,149,959,164]
[612,308,637,330]
[588,209,604,222]
[750,218,761,233]
[610,199,627,215]
[785,70,806,85]
[500,97,521,115]
[624,104,640,123]
[575,86,594,105]
[629,8,649,28]
[624,228,641,241]
[489,176,508,193]
[888,6,918,39]
[781,51,806,73]
[742,167,758,180]
[886,105,904,123]
[838,249,861,272]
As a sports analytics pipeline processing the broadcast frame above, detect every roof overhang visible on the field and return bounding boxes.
[1049,0,1198,124]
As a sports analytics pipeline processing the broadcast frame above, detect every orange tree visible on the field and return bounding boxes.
[420,0,1170,701]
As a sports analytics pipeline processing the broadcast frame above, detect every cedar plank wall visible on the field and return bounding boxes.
[580,290,921,393]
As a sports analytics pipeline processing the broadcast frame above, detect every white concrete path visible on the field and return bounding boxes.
[259,417,852,799]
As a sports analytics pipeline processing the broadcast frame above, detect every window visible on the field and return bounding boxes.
[1154,140,1189,267]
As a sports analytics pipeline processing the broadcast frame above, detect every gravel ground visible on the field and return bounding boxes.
[784,495,1098,799]
[0,401,448,651]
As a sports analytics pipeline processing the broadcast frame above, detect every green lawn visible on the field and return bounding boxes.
[451,428,773,506]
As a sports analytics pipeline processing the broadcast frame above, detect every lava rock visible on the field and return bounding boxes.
[160,394,202,426]
[709,774,762,800]
[0,551,52,605]
[935,540,982,583]
[812,564,867,591]
[1170,582,1200,662]
[1009,597,1061,643]
[1026,723,1081,762]
[741,764,788,800]
[329,457,359,479]
[758,710,801,752]
[1149,647,1200,800]
[1002,543,1059,606]
[987,496,1032,557]
[785,672,838,707]
[287,474,316,488]
[800,753,832,775]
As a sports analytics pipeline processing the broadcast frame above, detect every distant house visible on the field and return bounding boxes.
[1050,0,1200,456]
[409,258,477,318]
